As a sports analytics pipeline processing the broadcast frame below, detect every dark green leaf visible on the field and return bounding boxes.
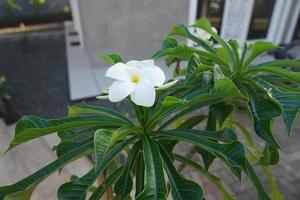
[174,154,234,200]
[253,59,300,68]
[114,142,141,199]
[158,129,245,169]
[168,24,215,53]
[58,126,99,142]
[68,103,132,124]
[247,67,300,84]
[94,129,113,172]
[9,114,125,150]
[57,137,135,200]
[210,103,234,127]
[254,77,300,135]
[177,115,207,129]
[0,142,94,200]
[158,144,203,200]
[245,85,281,147]
[136,137,167,200]
[89,168,124,200]
[135,152,145,198]
[194,18,236,68]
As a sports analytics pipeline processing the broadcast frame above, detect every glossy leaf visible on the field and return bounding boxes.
[194,18,236,68]
[158,129,245,168]
[168,24,215,53]
[174,154,234,200]
[9,114,125,150]
[57,137,135,200]
[253,59,300,68]
[254,78,300,135]
[159,144,203,200]
[176,115,207,129]
[247,67,300,84]
[94,129,113,172]
[135,152,145,198]
[210,102,234,127]
[0,142,94,200]
[136,137,167,200]
[89,167,124,200]
[114,142,141,199]
[245,86,281,147]
[68,102,132,124]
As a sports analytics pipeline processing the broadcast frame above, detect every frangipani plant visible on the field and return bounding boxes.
[0,18,299,200]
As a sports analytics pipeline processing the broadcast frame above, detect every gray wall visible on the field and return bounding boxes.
[77,0,189,68]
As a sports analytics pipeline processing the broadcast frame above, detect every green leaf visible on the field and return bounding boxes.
[253,59,300,68]
[244,160,271,200]
[254,78,300,135]
[114,142,141,199]
[57,137,135,200]
[158,129,245,169]
[152,37,179,59]
[56,142,79,157]
[245,85,281,147]
[174,154,234,200]
[68,102,132,124]
[9,114,125,150]
[243,41,278,68]
[210,102,234,127]
[168,24,215,53]
[0,142,94,200]
[194,18,236,68]
[58,126,99,142]
[196,147,216,171]
[101,53,124,64]
[158,144,203,200]
[136,137,167,200]
[258,144,279,166]
[214,77,247,101]
[153,41,228,67]
[186,54,201,81]
[161,96,186,107]
[89,168,124,200]
[176,115,207,129]
[135,151,145,198]
[157,77,246,130]
[94,129,113,172]
[246,67,300,84]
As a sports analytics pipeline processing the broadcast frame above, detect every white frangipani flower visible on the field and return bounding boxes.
[105,60,165,107]
[194,27,218,40]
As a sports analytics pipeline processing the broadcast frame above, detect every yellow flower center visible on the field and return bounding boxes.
[131,74,140,84]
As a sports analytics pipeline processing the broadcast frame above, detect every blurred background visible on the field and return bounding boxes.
[0,0,300,199]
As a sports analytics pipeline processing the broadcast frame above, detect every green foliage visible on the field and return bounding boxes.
[1,18,299,199]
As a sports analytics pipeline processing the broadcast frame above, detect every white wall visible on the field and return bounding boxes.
[77,0,189,68]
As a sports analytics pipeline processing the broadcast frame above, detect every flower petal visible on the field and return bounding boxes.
[105,62,131,81]
[108,81,134,102]
[126,60,165,86]
[130,80,155,107]
[140,65,165,86]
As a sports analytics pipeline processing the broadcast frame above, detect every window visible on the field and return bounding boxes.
[247,0,276,39]
[196,0,225,32]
